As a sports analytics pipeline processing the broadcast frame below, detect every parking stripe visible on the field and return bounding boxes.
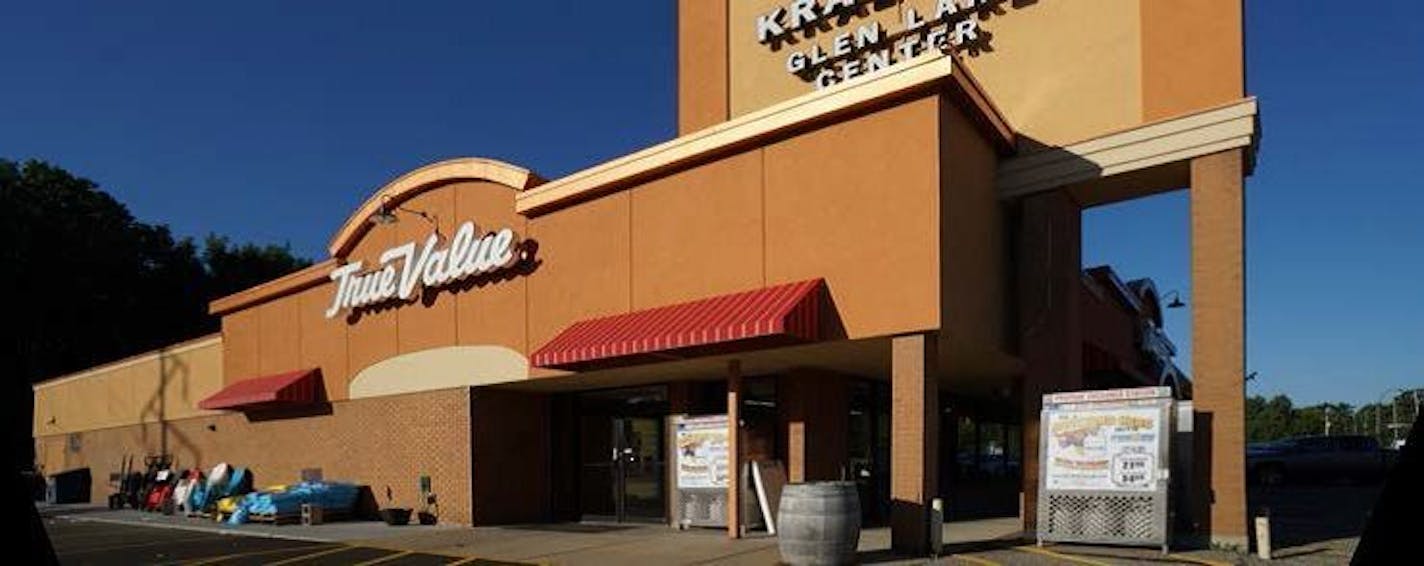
[952,553,1003,566]
[1014,545,1116,566]
[183,543,341,565]
[353,550,414,565]
[266,545,360,565]
[1166,554,1234,566]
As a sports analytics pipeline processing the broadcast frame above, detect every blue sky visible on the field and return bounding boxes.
[1,2,1419,406]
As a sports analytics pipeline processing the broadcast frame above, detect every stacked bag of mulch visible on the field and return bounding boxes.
[226,481,361,524]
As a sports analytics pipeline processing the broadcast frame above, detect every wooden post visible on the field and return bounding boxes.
[727,359,743,539]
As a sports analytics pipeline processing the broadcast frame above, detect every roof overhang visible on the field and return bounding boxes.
[998,97,1259,203]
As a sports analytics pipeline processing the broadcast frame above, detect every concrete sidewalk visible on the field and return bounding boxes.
[348,517,1026,565]
[45,504,1025,564]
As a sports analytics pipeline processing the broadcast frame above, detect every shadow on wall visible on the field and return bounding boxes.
[244,402,334,424]
[137,348,201,469]
[1192,411,1214,544]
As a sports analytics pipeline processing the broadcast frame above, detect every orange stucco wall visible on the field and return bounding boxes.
[33,336,224,437]
[215,94,982,401]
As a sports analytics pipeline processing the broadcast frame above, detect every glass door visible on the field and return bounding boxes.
[577,387,667,523]
[613,416,665,521]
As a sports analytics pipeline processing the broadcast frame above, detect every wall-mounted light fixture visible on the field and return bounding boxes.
[207,423,217,432]
[369,194,439,234]
[1162,290,1187,309]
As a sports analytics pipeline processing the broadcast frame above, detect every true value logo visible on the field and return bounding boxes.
[325,220,520,319]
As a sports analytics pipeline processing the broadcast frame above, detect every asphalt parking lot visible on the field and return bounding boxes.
[43,518,517,566]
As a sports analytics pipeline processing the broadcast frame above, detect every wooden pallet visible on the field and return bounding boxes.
[247,512,300,525]
[248,508,351,525]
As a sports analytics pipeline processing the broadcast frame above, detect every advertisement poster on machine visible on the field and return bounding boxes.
[1045,406,1162,492]
[675,415,730,490]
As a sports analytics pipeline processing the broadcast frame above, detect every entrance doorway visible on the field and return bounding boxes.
[577,387,667,523]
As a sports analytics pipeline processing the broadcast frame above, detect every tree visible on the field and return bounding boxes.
[2,158,311,470]
[202,235,309,300]
[1245,395,1295,442]
[1245,391,1418,445]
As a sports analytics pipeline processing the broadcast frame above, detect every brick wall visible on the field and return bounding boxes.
[35,387,474,525]
[471,388,550,524]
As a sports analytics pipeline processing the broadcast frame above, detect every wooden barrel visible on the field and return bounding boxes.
[777,481,862,565]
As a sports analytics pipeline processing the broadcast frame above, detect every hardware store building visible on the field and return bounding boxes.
[33,0,1258,553]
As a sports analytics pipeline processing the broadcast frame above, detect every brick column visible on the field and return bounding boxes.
[1191,149,1247,548]
[726,360,743,539]
[1016,190,1083,533]
[891,333,939,555]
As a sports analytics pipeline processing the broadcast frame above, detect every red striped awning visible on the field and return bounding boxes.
[198,368,322,411]
[531,279,826,370]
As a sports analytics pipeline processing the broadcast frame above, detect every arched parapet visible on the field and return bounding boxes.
[328,157,542,259]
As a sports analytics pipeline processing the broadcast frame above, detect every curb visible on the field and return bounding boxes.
[56,514,337,543]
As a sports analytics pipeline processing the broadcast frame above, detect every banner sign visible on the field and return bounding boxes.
[675,415,730,490]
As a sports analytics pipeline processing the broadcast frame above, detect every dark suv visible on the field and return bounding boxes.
[1247,435,1393,485]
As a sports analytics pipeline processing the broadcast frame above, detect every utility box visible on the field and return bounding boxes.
[1037,387,1175,552]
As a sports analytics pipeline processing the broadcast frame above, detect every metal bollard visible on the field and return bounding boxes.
[930,497,944,558]
[1254,507,1272,560]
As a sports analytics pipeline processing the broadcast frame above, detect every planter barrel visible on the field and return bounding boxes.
[777,481,861,566]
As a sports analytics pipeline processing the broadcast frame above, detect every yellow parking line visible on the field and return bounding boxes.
[266,545,358,565]
[353,550,413,565]
[185,544,340,566]
[1166,555,1234,566]
[448,557,481,566]
[952,553,1003,565]
[350,542,470,559]
[1015,545,1114,566]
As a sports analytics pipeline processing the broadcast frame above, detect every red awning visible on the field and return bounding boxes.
[198,368,322,411]
[531,279,826,369]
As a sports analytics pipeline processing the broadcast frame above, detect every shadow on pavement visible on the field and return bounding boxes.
[1248,484,1379,549]
[857,537,1026,564]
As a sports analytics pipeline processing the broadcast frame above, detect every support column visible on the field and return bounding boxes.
[1016,190,1083,533]
[1191,149,1247,548]
[666,382,691,525]
[726,360,743,539]
[780,370,850,482]
[891,333,939,555]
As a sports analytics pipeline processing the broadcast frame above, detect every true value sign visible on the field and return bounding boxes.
[325,220,520,318]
